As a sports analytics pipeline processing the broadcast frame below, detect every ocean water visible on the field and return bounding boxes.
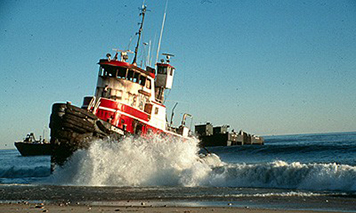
[1,132,356,210]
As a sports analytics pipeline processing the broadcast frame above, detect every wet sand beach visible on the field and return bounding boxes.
[1,185,356,212]
[0,203,351,213]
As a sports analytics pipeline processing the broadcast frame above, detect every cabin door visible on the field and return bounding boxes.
[132,119,143,135]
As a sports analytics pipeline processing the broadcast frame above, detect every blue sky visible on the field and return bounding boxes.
[1,0,356,149]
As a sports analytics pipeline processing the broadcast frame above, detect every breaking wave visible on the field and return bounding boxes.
[207,161,356,191]
[46,136,356,192]
[47,136,221,186]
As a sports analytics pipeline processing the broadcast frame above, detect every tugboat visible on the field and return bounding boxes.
[49,5,192,169]
[15,133,51,156]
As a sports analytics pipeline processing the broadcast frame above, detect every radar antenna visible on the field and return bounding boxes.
[162,53,174,63]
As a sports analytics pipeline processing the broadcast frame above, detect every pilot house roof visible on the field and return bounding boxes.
[98,59,155,78]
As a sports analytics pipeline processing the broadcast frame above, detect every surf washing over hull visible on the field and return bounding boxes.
[47,136,217,186]
[41,134,356,192]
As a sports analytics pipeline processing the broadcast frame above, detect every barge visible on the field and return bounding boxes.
[196,123,264,147]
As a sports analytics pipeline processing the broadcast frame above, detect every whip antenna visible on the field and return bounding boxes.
[155,0,168,64]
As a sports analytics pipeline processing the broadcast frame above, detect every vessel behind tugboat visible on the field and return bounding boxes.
[15,133,51,156]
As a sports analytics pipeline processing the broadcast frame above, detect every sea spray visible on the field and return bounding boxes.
[46,135,356,192]
[48,135,222,186]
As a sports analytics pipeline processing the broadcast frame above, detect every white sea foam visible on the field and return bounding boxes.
[216,191,330,198]
[47,136,356,192]
[206,160,356,191]
[48,136,222,186]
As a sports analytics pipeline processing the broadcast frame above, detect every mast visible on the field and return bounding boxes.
[132,5,147,65]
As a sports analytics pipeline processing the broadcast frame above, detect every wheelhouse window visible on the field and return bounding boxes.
[127,70,134,81]
[99,67,104,76]
[146,79,151,89]
[117,67,127,79]
[157,66,167,74]
[133,72,140,83]
[114,68,151,88]
[139,76,146,86]
[99,66,116,77]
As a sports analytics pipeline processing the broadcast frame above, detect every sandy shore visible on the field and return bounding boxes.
[1,185,355,212]
[0,203,348,213]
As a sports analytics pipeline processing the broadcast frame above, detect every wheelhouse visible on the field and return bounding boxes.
[86,58,169,134]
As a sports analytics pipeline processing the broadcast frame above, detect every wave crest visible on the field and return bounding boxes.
[208,161,356,191]
[46,136,356,192]
[48,136,221,186]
